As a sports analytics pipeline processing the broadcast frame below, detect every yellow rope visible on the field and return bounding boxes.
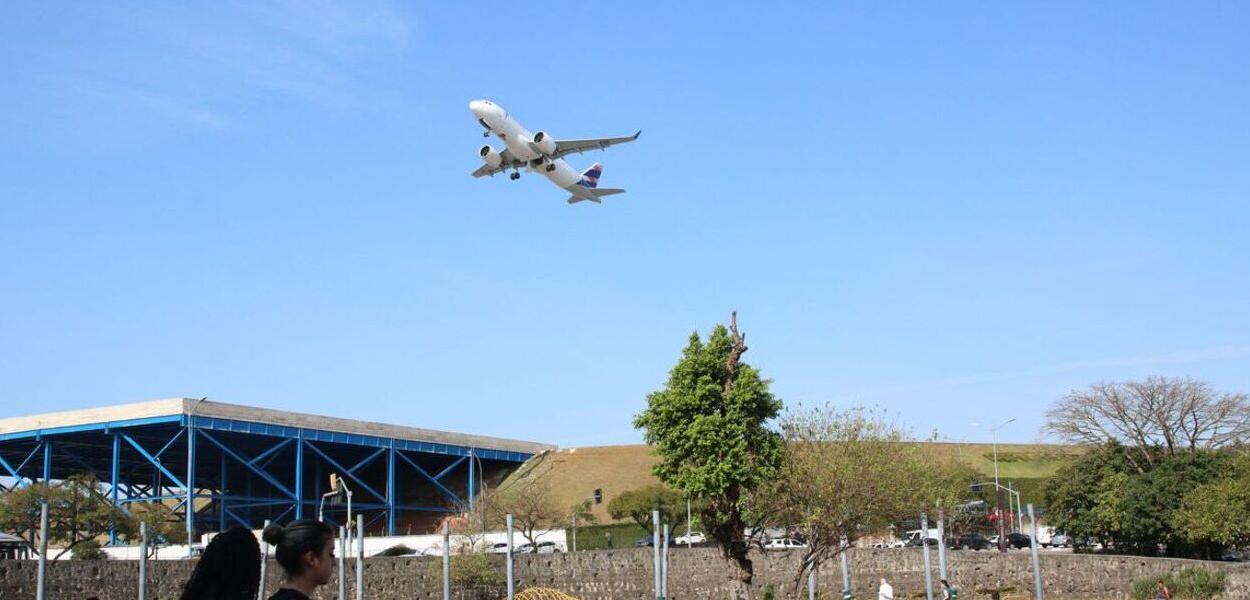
[513,587,581,600]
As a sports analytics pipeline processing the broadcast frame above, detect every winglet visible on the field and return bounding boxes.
[633,130,642,140]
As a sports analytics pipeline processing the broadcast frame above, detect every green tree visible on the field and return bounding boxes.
[634,314,783,598]
[606,484,682,533]
[1173,451,1250,554]
[0,474,134,558]
[130,502,190,557]
[765,405,978,596]
[1045,444,1234,557]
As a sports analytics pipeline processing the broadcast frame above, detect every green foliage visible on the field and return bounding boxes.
[71,539,107,560]
[767,405,980,594]
[1131,568,1225,600]
[1173,451,1250,549]
[377,544,415,557]
[447,553,503,588]
[633,320,783,582]
[1046,444,1241,557]
[606,484,683,533]
[0,474,133,559]
[569,522,648,550]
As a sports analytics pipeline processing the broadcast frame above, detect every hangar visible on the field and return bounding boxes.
[0,398,551,543]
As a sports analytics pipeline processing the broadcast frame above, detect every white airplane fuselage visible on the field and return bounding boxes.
[469,100,582,188]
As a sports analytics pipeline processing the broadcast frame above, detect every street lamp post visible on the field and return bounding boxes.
[989,418,1016,551]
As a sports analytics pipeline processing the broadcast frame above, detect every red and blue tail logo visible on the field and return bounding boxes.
[578,163,602,188]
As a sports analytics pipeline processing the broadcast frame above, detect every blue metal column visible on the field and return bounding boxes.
[467,449,476,510]
[110,434,120,544]
[42,439,52,482]
[186,426,196,546]
[219,453,227,532]
[387,440,397,535]
[294,430,304,520]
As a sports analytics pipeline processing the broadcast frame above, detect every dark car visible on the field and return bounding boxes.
[904,536,939,548]
[1006,533,1032,549]
[948,533,991,550]
[635,535,673,548]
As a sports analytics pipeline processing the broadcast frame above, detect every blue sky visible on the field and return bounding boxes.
[1,2,1247,447]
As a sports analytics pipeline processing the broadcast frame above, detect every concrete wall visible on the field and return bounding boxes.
[2,548,1247,600]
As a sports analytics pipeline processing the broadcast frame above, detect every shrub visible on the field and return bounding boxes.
[72,540,107,560]
[376,544,415,557]
[1132,567,1225,600]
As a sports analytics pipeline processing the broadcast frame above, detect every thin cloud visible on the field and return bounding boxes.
[45,75,228,131]
[854,344,1250,398]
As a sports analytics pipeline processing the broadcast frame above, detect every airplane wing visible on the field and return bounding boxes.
[471,148,525,178]
[550,131,642,160]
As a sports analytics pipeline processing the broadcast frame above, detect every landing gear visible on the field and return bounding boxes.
[509,172,521,181]
[545,163,556,172]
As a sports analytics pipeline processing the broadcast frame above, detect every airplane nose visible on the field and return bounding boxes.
[469,100,487,117]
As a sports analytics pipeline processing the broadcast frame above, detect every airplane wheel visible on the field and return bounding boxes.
[545,165,555,172]
[510,172,520,180]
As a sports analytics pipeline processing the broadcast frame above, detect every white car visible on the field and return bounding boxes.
[487,542,511,554]
[764,538,807,550]
[674,531,706,545]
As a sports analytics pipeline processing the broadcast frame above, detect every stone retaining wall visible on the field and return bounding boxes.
[2,548,1246,600]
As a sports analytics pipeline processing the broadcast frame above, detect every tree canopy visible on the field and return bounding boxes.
[1045,377,1249,472]
[634,314,783,597]
[606,484,684,533]
[0,474,132,558]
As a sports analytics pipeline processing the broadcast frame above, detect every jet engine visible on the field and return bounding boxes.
[479,145,502,168]
[532,131,557,155]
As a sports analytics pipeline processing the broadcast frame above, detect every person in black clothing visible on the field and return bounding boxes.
[179,526,261,600]
[262,519,336,600]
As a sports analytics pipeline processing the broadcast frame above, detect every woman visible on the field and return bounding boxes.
[179,526,261,600]
[1154,580,1171,600]
[263,519,336,600]
[940,579,958,600]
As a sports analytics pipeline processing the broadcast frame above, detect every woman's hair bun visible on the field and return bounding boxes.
[262,523,286,545]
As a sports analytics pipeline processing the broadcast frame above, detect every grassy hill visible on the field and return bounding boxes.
[501,442,1084,524]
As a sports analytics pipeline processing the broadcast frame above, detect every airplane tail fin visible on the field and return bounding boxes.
[579,163,603,188]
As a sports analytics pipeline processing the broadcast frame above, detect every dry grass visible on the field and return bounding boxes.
[500,442,1084,524]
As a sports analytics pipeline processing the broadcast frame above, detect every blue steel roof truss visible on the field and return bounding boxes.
[0,413,533,539]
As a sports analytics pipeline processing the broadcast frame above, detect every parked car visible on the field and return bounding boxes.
[764,537,807,550]
[487,542,511,554]
[534,541,561,554]
[948,533,991,550]
[904,537,939,548]
[674,531,706,545]
[635,535,672,547]
[1006,533,1032,549]
[1046,533,1071,548]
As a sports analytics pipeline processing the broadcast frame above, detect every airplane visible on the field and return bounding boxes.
[469,99,640,204]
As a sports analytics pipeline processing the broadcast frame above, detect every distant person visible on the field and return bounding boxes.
[1154,581,1171,600]
[605,531,613,548]
[178,526,261,600]
[940,579,958,599]
[878,577,894,600]
[263,520,336,600]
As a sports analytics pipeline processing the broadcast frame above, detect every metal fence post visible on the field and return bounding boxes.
[138,520,148,600]
[936,501,948,582]
[1028,504,1044,600]
[652,510,662,600]
[258,520,270,600]
[356,518,365,600]
[921,511,934,600]
[338,526,347,600]
[506,513,515,600]
[662,523,670,599]
[442,522,451,600]
[36,501,49,600]
[807,558,816,600]
[839,536,851,600]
